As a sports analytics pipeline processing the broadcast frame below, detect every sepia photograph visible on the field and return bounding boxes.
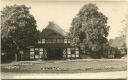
[1,0,128,79]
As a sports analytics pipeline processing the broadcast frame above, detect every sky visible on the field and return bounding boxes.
[1,0,128,39]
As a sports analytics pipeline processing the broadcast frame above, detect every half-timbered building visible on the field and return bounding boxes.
[26,22,80,60]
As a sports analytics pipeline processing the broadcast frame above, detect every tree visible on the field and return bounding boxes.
[120,15,128,48]
[1,4,39,61]
[68,3,109,58]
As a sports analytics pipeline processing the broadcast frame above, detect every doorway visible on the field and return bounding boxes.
[47,48,63,60]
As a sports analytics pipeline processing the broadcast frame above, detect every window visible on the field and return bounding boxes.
[75,48,79,51]
[39,48,43,58]
[57,39,60,43]
[48,39,52,43]
[67,48,71,54]
[52,39,56,43]
[67,40,71,43]
[56,39,60,43]
[38,40,41,44]
[45,39,48,43]
[39,48,43,51]
[61,39,64,43]
[30,48,34,51]
[35,55,39,59]
[64,39,67,43]
[39,52,43,55]
[68,55,71,58]
[76,55,79,57]
[35,48,38,50]
[72,54,75,57]
[19,51,24,55]
[30,48,34,59]
[56,39,64,43]
[30,52,34,59]
[76,51,79,54]
[42,39,45,43]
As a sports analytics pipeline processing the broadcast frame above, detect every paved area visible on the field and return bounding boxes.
[1,71,127,79]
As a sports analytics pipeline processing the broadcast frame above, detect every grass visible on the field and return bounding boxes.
[1,59,127,73]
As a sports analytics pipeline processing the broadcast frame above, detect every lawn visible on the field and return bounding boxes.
[1,59,127,73]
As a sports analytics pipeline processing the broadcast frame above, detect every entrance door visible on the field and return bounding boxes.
[47,48,63,60]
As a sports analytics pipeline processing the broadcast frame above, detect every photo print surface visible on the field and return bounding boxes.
[1,0,127,79]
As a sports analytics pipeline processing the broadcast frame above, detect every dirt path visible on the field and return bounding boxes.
[1,71,127,79]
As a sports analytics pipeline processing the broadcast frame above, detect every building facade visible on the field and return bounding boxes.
[24,22,80,60]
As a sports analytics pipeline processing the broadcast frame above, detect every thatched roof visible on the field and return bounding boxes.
[43,21,66,37]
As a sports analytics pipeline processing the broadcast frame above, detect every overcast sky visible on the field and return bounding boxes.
[1,0,128,39]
